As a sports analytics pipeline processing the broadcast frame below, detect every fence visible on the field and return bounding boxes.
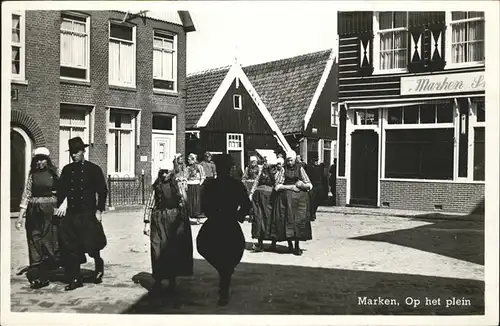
[107,174,153,207]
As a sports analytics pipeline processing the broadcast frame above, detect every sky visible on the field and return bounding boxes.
[185,3,337,74]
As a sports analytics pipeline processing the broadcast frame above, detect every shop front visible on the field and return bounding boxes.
[341,70,485,213]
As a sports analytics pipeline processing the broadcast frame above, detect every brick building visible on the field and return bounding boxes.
[336,11,485,213]
[10,10,195,211]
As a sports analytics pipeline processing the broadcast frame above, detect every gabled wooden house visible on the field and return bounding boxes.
[243,49,338,166]
[185,64,292,171]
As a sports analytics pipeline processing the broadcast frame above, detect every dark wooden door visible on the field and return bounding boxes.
[349,130,378,207]
[11,130,26,212]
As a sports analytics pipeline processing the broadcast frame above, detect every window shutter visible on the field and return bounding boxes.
[358,32,374,75]
[426,23,446,70]
[407,26,425,72]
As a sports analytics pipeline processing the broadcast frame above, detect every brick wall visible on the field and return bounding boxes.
[336,177,347,207]
[11,10,61,159]
[11,10,188,181]
[380,180,485,214]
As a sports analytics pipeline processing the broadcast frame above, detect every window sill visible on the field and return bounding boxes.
[153,88,178,96]
[109,85,137,92]
[373,68,408,75]
[60,78,91,87]
[11,79,28,85]
[446,62,485,70]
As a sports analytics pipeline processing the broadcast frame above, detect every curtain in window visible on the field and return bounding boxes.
[108,129,116,174]
[452,17,484,63]
[109,41,134,85]
[61,21,87,68]
[120,130,132,174]
[468,20,484,62]
[153,48,162,78]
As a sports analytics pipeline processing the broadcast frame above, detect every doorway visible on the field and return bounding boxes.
[11,127,32,212]
[349,130,378,207]
[151,133,175,181]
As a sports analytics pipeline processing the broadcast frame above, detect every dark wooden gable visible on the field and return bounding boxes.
[204,79,275,135]
[304,61,338,139]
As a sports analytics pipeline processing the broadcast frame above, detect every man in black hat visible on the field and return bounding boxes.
[55,137,108,291]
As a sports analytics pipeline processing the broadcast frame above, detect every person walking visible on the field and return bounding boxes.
[185,153,206,225]
[271,150,313,256]
[197,154,251,306]
[15,147,62,289]
[56,137,108,291]
[248,156,277,252]
[328,159,337,205]
[142,159,193,296]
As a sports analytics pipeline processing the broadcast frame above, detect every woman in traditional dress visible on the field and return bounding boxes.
[143,157,193,295]
[248,156,277,252]
[242,156,261,194]
[271,151,313,256]
[185,153,206,224]
[15,147,63,289]
[197,154,251,306]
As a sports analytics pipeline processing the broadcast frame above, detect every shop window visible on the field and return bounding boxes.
[473,127,485,181]
[387,103,454,125]
[476,100,485,122]
[385,129,454,179]
[355,109,379,125]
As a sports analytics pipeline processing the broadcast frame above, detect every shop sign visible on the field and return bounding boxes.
[400,71,485,95]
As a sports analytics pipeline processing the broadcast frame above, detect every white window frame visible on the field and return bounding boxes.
[106,107,139,178]
[331,102,339,126]
[384,104,455,130]
[226,133,244,172]
[320,139,334,166]
[59,107,91,167]
[468,98,485,182]
[60,12,90,82]
[445,11,485,69]
[11,11,25,82]
[108,21,136,88]
[233,94,242,110]
[153,30,177,93]
[373,11,409,75]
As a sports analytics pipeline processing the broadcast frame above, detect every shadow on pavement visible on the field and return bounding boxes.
[352,213,484,265]
[123,258,484,315]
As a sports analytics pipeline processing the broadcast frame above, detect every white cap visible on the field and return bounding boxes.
[33,147,50,157]
[286,150,297,160]
[276,157,284,164]
[250,156,257,162]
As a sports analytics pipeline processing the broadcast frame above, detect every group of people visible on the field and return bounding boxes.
[15,139,330,307]
[16,137,107,291]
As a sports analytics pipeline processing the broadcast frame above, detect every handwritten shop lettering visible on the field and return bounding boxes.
[401,72,485,95]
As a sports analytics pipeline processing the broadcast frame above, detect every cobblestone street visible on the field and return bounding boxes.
[9,207,484,315]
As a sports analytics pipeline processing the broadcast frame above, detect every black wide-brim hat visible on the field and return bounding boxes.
[67,136,89,153]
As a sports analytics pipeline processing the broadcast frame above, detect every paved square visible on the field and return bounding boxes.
[9,207,484,315]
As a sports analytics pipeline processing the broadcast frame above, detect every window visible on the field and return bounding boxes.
[322,139,333,166]
[476,100,485,122]
[152,115,173,131]
[11,12,25,80]
[227,133,243,149]
[60,12,90,80]
[109,22,136,87]
[387,103,454,125]
[59,107,90,168]
[473,127,484,181]
[153,31,177,91]
[354,109,379,125]
[385,129,454,180]
[307,139,319,163]
[331,102,339,126]
[233,94,242,110]
[449,12,484,65]
[375,12,408,71]
[107,110,136,176]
